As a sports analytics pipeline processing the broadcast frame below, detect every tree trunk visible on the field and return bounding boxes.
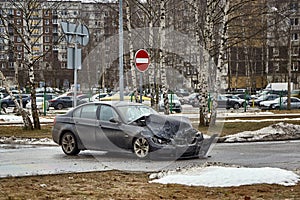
[160,0,168,115]
[210,0,230,125]
[29,64,41,130]
[0,71,33,129]
[125,0,137,89]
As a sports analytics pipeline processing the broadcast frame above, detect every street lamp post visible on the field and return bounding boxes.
[271,7,293,110]
[119,0,124,101]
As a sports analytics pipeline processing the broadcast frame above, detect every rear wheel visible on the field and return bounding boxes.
[1,103,8,108]
[61,132,80,155]
[56,103,63,110]
[133,137,150,158]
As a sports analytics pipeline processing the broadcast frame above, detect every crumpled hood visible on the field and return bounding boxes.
[144,114,199,141]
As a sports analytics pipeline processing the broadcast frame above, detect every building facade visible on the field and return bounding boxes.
[0,0,299,92]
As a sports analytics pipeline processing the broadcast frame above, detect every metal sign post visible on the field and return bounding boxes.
[134,49,150,103]
[61,22,89,107]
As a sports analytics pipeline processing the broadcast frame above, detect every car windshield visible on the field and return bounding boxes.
[117,105,158,123]
[36,98,44,102]
[219,95,228,100]
[274,97,286,103]
[230,96,239,100]
[3,95,11,100]
[257,95,267,100]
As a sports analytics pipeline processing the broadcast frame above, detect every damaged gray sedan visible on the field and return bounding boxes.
[52,101,205,159]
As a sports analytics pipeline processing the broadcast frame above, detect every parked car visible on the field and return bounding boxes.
[36,93,58,101]
[181,93,198,105]
[235,93,252,101]
[101,93,151,106]
[272,97,300,110]
[175,89,190,97]
[291,90,300,99]
[224,94,247,107]
[192,94,240,109]
[77,93,109,105]
[250,94,279,106]
[52,101,204,159]
[0,92,9,99]
[158,93,182,113]
[259,97,288,110]
[26,97,49,112]
[0,94,31,108]
[48,96,75,110]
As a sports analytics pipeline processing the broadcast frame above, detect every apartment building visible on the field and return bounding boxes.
[0,0,299,92]
[0,0,118,90]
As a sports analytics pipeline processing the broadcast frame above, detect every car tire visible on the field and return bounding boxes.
[133,137,150,159]
[233,103,240,109]
[56,103,63,110]
[1,103,8,108]
[270,104,276,110]
[61,132,80,155]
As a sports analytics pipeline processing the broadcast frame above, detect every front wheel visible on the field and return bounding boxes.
[61,132,80,155]
[233,103,240,109]
[270,104,276,110]
[133,137,150,158]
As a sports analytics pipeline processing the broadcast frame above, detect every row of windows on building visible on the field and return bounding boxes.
[0,62,67,69]
[273,46,300,56]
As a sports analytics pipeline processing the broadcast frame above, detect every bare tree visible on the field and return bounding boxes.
[0,0,62,129]
[0,71,32,128]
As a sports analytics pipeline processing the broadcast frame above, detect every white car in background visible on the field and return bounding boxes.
[159,93,182,113]
[77,93,109,105]
[26,97,49,113]
[259,97,284,110]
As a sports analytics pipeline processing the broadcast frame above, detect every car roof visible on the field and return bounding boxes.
[82,101,145,108]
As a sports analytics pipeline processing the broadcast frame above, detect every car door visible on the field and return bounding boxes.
[290,98,300,109]
[96,105,129,151]
[217,96,227,108]
[73,104,98,149]
[61,96,73,107]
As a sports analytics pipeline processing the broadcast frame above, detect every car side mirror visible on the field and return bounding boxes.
[109,117,121,124]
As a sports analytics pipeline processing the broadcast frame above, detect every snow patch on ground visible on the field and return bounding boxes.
[0,114,54,124]
[0,136,57,146]
[150,164,300,187]
[220,122,300,142]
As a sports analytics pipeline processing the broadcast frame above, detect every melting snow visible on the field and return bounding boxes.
[150,166,300,187]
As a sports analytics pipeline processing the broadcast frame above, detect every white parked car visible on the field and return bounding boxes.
[259,97,285,110]
[26,97,49,112]
[77,93,108,105]
[159,94,182,113]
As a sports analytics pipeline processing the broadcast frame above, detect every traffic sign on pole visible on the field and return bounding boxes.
[135,49,150,72]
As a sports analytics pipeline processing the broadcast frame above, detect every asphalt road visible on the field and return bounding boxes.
[1,140,299,178]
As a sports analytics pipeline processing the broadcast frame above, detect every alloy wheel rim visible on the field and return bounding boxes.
[62,135,75,153]
[134,138,149,158]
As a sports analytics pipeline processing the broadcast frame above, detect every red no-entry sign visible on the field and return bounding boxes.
[135,49,150,72]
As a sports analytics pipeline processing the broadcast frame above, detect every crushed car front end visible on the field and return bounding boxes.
[141,114,204,158]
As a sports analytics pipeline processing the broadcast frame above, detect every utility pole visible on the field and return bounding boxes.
[271,7,293,110]
[119,0,124,101]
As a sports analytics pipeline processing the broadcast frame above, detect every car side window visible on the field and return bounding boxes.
[99,105,118,122]
[73,107,82,118]
[73,104,97,119]
[81,104,98,119]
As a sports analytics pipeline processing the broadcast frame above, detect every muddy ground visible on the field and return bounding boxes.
[0,170,299,200]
